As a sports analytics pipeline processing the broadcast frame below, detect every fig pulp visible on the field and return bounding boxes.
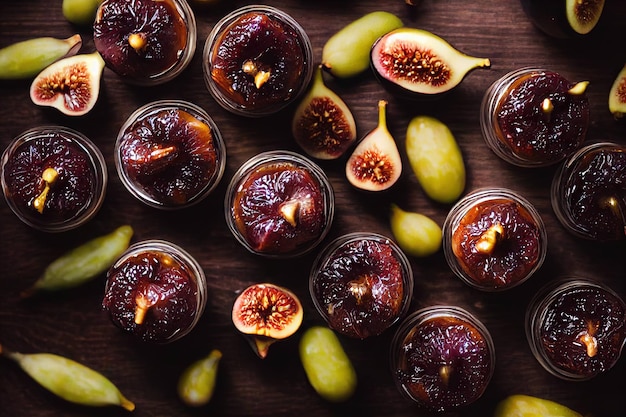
[371,28,490,97]
[292,65,357,160]
[232,283,303,358]
[609,63,626,119]
[30,52,104,116]
[520,0,605,38]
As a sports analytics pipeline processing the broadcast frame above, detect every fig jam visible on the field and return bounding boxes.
[103,240,207,343]
[391,306,495,411]
[552,142,626,241]
[310,233,413,339]
[226,151,333,257]
[526,279,626,381]
[203,5,313,116]
[444,188,547,291]
[481,67,589,167]
[1,127,106,232]
[116,100,225,209]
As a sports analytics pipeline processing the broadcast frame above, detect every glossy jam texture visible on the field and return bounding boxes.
[232,162,326,254]
[94,0,188,78]
[2,132,97,225]
[119,108,220,206]
[452,198,542,289]
[312,238,406,339]
[559,145,626,241]
[103,250,200,343]
[539,286,626,378]
[495,70,589,164]
[395,315,493,411]
[210,11,306,110]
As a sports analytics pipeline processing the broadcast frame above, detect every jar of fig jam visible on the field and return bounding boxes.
[443,188,547,291]
[93,0,197,85]
[390,306,495,411]
[1,126,107,232]
[203,5,313,117]
[526,278,626,381]
[480,67,589,167]
[551,142,626,241]
[115,100,226,209]
[309,232,413,339]
[225,150,334,258]
[103,240,207,343]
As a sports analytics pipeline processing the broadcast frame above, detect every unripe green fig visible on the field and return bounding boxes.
[62,0,103,26]
[322,11,403,79]
[494,394,583,417]
[405,115,465,203]
[390,204,442,257]
[178,349,222,407]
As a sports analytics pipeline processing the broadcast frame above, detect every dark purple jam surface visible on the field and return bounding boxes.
[452,199,541,289]
[94,0,188,78]
[312,238,405,339]
[210,11,305,109]
[232,162,325,254]
[3,133,96,224]
[396,316,492,411]
[103,250,199,342]
[120,109,219,206]
[539,286,626,378]
[496,70,589,163]
[561,146,626,241]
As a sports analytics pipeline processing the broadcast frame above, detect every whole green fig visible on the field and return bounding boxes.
[494,394,583,417]
[62,0,102,26]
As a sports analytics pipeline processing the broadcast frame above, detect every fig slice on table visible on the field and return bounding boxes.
[565,0,605,35]
[29,51,105,116]
[609,63,626,119]
[232,283,303,358]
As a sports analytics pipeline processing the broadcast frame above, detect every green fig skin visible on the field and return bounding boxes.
[493,395,583,417]
[390,204,442,257]
[520,0,605,38]
[62,0,103,26]
[609,63,626,119]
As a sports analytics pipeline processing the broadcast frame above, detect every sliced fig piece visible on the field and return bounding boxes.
[232,283,303,358]
[292,65,357,160]
[520,0,605,38]
[609,64,626,119]
[346,100,401,191]
[566,0,605,34]
[370,28,490,97]
[30,52,105,116]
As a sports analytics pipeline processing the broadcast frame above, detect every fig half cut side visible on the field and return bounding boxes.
[232,282,303,358]
[370,28,490,97]
[566,0,605,35]
[520,0,605,38]
[609,64,626,119]
[30,51,105,116]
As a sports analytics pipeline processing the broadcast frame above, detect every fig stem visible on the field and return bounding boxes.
[348,276,371,305]
[128,33,147,52]
[134,293,152,325]
[439,365,452,386]
[242,60,270,89]
[33,167,59,214]
[541,97,554,118]
[279,200,299,227]
[567,81,589,96]
[579,325,598,358]
[377,100,389,132]
[475,223,504,254]
[149,146,177,161]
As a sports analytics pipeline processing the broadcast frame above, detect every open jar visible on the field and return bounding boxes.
[115,99,226,209]
[443,188,547,291]
[526,278,626,381]
[480,67,589,167]
[102,240,207,343]
[203,5,313,117]
[225,150,334,258]
[1,126,107,232]
[309,232,413,339]
[390,306,495,411]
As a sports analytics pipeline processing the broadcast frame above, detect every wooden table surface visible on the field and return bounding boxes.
[1,1,625,416]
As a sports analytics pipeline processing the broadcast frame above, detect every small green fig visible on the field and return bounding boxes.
[390,204,442,257]
[62,0,103,26]
[494,394,583,417]
[178,349,222,407]
[609,63,626,119]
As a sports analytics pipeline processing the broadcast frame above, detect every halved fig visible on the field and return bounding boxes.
[346,100,402,191]
[370,28,490,97]
[609,64,626,119]
[292,65,357,160]
[232,283,303,358]
[520,0,605,38]
[30,52,105,116]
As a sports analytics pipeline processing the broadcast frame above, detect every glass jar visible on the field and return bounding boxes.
[93,0,197,86]
[443,188,547,291]
[480,67,589,167]
[309,232,413,339]
[1,126,107,232]
[203,5,313,117]
[115,99,226,209]
[103,240,207,343]
[225,150,334,258]
[551,142,626,241]
[526,278,626,381]
[390,306,495,411]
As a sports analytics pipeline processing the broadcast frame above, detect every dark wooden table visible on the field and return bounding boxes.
[1,1,625,416]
